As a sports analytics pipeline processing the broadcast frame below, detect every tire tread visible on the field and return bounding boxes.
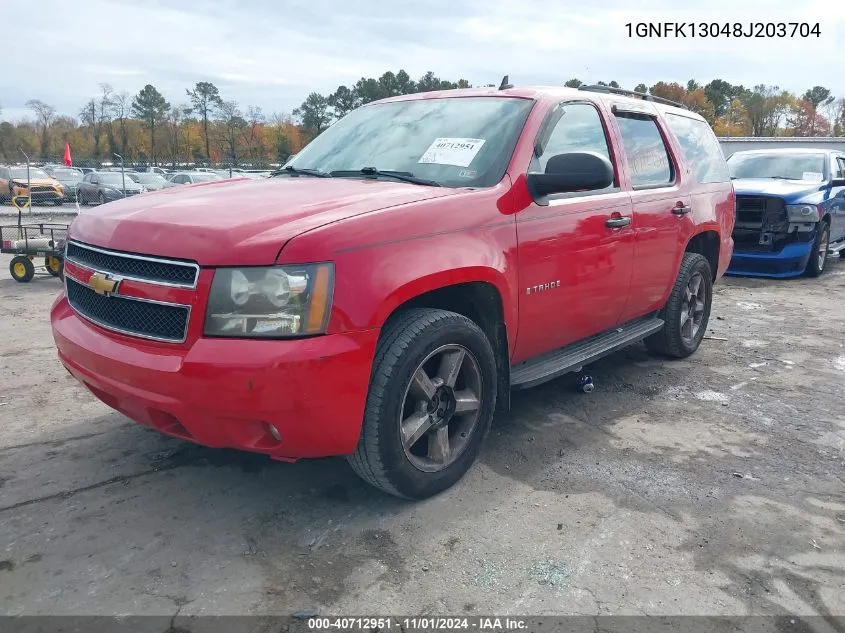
[348,308,490,498]
[645,252,711,359]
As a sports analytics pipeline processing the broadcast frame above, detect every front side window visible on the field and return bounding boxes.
[529,101,616,192]
[727,152,827,182]
[665,113,730,184]
[286,96,535,188]
[832,156,845,179]
[614,114,674,188]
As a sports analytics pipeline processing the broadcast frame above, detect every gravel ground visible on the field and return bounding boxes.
[0,213,844,620]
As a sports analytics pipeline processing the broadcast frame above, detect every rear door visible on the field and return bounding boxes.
[609,105,694,323]
[513,99,635,362]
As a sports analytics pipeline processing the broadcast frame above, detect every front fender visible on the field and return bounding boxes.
[276,184,520,341]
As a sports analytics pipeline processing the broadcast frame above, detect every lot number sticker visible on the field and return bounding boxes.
[802,171,823,182]
[419,138,486,167]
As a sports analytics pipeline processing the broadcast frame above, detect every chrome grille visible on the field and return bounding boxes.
[66,277,190,343]
[66,241,199,288]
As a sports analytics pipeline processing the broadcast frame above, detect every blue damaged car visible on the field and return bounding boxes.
[725,148,845,278]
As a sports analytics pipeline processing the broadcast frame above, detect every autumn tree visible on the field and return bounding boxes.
[789,99,831,137]
[740,85,794,136]
[131,84,170,164]
[187,81,223,163]
[682,89,716,124]
[25,99,56,159]
[649,82,687,103]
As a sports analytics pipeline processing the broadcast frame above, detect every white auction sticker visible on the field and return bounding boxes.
[419,138,486,167]
[802,171,824,182]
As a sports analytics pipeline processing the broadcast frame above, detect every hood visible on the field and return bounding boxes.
[732,178,828,204]
[13,177,59,187]
[69,176,461,266]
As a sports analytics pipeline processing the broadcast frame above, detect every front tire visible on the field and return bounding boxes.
[348,308,497,499]
[10,256,35,283]
[804,222,829,277]
[645,252,713,359]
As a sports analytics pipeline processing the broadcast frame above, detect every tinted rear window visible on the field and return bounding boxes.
[665,114,730,184]
[614,114,674,188]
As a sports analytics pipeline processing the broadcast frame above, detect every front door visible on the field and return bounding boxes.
[513,100,635,363]
[828,155,845,242]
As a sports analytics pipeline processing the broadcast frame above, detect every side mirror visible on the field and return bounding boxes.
[831,177,845,187]
[526,151,614,200]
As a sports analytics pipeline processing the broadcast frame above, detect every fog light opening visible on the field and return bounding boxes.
[267,423,282,442]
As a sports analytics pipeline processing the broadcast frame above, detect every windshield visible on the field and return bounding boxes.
[727,153,827,182]
[52,169,82,181]
[135,173,166,184]
[98,172,135,185]
[11,167,50,179]
[285,96,535,188]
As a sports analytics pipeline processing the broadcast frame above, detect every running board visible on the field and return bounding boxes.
[510,316,664,389]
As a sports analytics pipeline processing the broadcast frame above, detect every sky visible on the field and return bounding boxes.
[2,0,844,123]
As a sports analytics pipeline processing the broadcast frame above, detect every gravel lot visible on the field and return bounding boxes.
[1,209,844,620]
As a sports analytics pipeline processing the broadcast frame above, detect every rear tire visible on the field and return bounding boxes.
[804,222,829,278]
[645,252,713,359]
[348,308,497,499]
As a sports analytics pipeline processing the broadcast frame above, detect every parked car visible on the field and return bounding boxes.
[2,165,64,205]
[163,171,223,187]
[77,170,147,205]
[48,167,85,201]
[51,83,734,499]
[127,172,169,191]
[726,148,845,278]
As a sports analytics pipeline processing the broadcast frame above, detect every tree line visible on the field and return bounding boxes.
[1,71,843,168]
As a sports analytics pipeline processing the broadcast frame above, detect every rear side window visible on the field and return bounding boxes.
[614,114,674,188]
[665,113,730,184]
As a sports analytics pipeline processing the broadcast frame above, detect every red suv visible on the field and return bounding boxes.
[51,83,735,499]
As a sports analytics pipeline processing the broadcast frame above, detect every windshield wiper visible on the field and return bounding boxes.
[330,167,441,187]
[270,165,332,178]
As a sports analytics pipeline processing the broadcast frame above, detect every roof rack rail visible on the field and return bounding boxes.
[577,84,688,110]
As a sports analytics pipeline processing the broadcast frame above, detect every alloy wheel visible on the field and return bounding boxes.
[399,344,483,473]
[680,272,706,345]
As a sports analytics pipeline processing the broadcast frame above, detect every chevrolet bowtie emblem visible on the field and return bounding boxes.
[87,272,120,296]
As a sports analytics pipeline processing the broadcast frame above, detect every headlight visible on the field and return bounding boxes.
[786,204,820,222]
[204,264,334,338]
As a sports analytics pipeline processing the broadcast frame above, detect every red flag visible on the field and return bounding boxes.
[63,142,72,166]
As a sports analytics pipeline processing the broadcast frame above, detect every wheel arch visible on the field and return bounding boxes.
[684,229,720,281]
[377,275,512,412]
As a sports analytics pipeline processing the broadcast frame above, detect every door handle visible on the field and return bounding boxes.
[605,216,631,229]
[672,203,692,215]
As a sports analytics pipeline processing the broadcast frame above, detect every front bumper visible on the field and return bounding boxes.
[726,240,814,278]
[13,186,63,203]
[51,294,379,460]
